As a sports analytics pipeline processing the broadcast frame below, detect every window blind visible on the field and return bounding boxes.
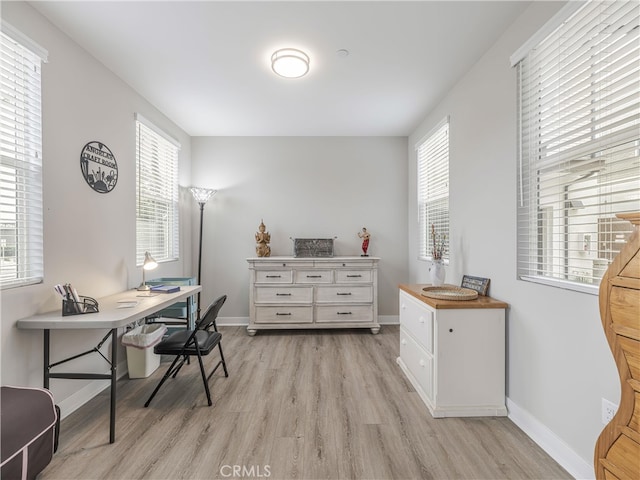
[0,27,46,289]
[417,118,449,261]
[135,116,180,266]
[516,0,640,292]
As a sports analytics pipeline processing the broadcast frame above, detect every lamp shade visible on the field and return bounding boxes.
[271,48,310,78]
[143,251,158,271]
[190,187,216,205]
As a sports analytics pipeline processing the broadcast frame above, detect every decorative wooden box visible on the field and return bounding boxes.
[292,238,334,257]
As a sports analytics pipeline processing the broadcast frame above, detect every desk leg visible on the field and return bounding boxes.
[44,329,50,389]
[187,298,193,330]
[109,328,117,444]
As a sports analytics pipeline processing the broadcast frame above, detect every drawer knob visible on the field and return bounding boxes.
[346,274,362,278]
[266,275,282,278]
[401,339,407,345]
[337,292,352,296]
[276,312,292,316]
[419,359,425,367]
[276,293,292,296]
[337,311,352,315]
[306,275,322,278]
[419,316,425,324]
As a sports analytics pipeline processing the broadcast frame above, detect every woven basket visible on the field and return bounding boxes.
[421,285,478,301]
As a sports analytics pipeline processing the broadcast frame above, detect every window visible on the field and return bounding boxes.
[417,118,449,261]
[0,24,47,290]
[514,0,640,292]
[135,114,180,266]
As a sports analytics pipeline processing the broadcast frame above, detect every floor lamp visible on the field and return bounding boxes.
[190,187,216,321]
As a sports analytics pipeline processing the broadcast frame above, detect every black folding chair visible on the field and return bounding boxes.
[144,294,229,407]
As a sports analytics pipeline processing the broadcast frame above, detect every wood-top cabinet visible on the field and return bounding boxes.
[397,284,508,418]
[247,256,379,336]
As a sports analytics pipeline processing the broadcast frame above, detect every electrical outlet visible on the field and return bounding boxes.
[602,398,618,425]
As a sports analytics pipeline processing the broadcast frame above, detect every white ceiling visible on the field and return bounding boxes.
[30,1,530,137]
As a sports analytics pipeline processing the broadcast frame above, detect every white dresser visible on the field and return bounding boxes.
[246,256,379,336]
[397,284,508,417]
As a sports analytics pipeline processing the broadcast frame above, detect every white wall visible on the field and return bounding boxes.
[408,2,618,477]
[190,136,408,322]
[0,2,194,411]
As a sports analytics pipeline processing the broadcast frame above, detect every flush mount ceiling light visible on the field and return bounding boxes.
[271,48,310,78]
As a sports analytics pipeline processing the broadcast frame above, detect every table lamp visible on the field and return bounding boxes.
[137,251,158,291]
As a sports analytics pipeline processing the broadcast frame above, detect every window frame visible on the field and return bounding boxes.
[135,114,180,267]
[514,0,640,294]
[416,117,450,263]
[0,22,47,290]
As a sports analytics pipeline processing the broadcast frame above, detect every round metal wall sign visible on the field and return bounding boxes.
[80,141,118,193]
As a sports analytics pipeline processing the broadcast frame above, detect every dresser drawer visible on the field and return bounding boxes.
[255,270,293,283]
[316,305,373,323]
[316,285,372,303]
[255,286,313,303]
[399,292,433,353]
[400,326,434,400]
[324,260,376,268]
[294,270,332,284]
[335,270,372,283]
[255,306,313,324]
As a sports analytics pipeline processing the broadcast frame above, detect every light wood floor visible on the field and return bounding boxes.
[42,326,571,480]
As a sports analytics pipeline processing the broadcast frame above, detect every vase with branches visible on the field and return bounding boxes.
[430,224,446,285]
[431,224,446,260]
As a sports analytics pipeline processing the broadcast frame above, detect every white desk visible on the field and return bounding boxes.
[16,285,201,444]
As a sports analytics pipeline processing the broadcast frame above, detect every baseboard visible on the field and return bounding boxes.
[217,316,249,326]
[379,315,399,325]
[57,360,129,420]
[506,398,594,479]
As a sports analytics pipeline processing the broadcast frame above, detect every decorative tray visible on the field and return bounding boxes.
[421,285,479,301]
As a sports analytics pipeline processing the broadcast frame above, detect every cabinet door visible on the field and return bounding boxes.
[436,309,505,406]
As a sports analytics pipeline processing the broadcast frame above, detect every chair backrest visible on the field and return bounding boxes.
[197,294,227,332]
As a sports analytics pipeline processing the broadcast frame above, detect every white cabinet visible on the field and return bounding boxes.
[397,285,508,418]
[247,256,379,336]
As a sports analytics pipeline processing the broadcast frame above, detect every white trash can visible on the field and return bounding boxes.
[122,324,167,378]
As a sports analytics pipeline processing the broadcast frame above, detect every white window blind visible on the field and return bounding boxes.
[135,115,180,266]
[516,0,640,292]
[0,26,46,290]
[417,118,449,261]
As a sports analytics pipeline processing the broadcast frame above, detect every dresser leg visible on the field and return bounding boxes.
[371,326,380,334]
[247,328,257,336]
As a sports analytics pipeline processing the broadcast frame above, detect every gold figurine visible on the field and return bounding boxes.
[255,220,271,257]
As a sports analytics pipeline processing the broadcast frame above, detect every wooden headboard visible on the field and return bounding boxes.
[594,212,640,480]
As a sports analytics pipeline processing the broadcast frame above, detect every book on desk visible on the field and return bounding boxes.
[149,284,181,293]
